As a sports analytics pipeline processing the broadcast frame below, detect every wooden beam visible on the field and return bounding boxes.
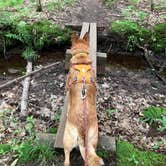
[54,92,69,148]
[97,52,107,74]
[90,23,97,73]
[80,22,90,39]
[65,49,107,74]
[65,24,105,32]
[54,22,90,148]
[38,133,116,152]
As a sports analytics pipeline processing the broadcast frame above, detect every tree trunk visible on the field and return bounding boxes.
[36,0,42,12]
[21,60,33,116]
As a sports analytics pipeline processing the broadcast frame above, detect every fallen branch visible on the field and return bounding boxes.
[137,44,166,85]
[0,62,60,90]
[20,60,33,116]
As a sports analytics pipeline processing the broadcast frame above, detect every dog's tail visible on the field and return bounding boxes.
[88,154,104,166]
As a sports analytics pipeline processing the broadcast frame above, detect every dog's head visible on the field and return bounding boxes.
[71,32,89,57]
[70,32,90,64]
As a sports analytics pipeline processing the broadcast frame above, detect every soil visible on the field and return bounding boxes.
[22,0,166,28]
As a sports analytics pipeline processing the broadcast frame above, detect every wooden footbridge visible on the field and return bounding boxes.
[37,22,115,156]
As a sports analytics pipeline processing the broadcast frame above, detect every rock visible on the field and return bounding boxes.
[0,101,13,112]
[40,107,51,118]
[98,135,116,152]
[8,68,20,74]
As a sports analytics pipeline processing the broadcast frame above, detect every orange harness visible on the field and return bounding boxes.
[67,62,96,91]
[72,64,93,83]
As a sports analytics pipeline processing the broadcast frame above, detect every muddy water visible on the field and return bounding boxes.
[107,53,147,70]
[0,49,65,77]
[0,50,149,78]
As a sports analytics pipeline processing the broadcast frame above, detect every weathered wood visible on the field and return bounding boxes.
[38,133,116,152]
[65,49,72,71]
[54,22,91,148]
[90,23,97,73]
[65,24,105,32]
[54,92,69,148]
[80,22,90,39]
[97,52,107,74]
[65,49,107,73]
[0,62,60,90]
[20,60,33,116]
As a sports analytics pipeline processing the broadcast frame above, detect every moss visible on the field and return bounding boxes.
[117,141,166,166]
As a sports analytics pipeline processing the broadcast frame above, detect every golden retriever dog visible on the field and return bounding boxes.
[63,33,104,166]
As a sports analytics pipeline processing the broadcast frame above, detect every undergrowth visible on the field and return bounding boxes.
[117,141,166,166]
[141,107,166,131]
[111,20,166,52]
[0,116,56,166]
[0,0,72,60]
[0,16,72,59]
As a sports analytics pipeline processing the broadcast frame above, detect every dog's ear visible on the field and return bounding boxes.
[83,32,89,43]
[71,32,78,45]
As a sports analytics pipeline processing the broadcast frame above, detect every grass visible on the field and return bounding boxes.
[117,141,166,166]
[12,140,55,165]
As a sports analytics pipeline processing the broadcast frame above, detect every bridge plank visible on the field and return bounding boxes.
[54,22,90,148]
[90,23,97,73]
[80,22,90,39]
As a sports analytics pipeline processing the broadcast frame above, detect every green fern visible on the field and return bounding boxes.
[22,47,38,60]
[141,107,166,125]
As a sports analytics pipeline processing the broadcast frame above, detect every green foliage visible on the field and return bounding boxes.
[1,17,71,59]
[122,5,148,22]
[25,116,36,139]
[47,0,75,11]
[0,0,23,8]
[97,149,110,159]
[105,109,117,117]
[0,144,11,155]
[47,127,57,134]
[104,0,116,7]
[157,116,166,131]
[111,20,166,52]
[152,23,166,52]
[53,109,62,122]
[152,140,164,150]
[111,20,151,51]
[11,139,55,165]
[22,47,38,60]
[117,141,166,166]
[0,116,55,165]
[141,107,166,125]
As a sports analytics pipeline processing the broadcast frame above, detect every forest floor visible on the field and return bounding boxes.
[0,0,166,165]
[21,0,166,28]
[0,51,166,165]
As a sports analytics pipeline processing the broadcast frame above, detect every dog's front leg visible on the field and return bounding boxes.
[64,148,71,166]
